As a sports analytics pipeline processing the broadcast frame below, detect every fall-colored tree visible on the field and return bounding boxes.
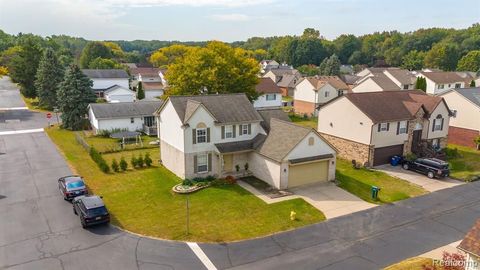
[149,44,192,68]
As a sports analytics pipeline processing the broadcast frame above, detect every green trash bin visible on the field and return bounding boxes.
[371,186,381,200]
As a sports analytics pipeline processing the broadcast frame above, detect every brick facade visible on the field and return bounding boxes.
[404,109,425,154]
[294,99,316,116]
[448,126,479,148]
[320,133,373,165]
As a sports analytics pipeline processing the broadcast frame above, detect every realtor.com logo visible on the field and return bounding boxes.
[433,258,479,268]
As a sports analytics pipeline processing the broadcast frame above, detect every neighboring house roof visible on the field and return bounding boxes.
[421,72,465,84]
[315,76,349,90]
[344,90,445,123]
[277,74,301,88]
[82,69,129,79]
[130,67,161,77]
[167,94,264,124]
[340,74,361,85]
[368,73,402,90]
[215,134,267,153]
[447,87,480,108]
[89,101,163,119]
[458,219,480,257]
[266,68,300,78]
[255,77,281,94]
[256,118,313,162]
[256,107,291,132]
[104,85,134,95]
[385,69,416,85]
[142,82,164,91]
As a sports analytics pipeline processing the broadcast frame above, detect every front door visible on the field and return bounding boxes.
[412,130,422,154]
[223,154,233,172]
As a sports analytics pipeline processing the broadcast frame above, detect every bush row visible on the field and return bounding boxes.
[89,147,110,173]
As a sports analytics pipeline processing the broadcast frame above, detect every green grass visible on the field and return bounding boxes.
[336,159,427,204]
[82,133,157,153]
[20,95,52,113]
[46,127,325,242]
[384,257,437,270]
[288,114,318,129]
[446,144,480,181]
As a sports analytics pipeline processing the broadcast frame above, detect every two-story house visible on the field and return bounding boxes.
[439,87,480,148]
[351,72,401,93]
[253,78,282,108]
[293,76,349,116]
[318,90,451,166]
[129,67,166,100]
[418,72,466,95]
[82,69,130,98]
[156,93,337,189]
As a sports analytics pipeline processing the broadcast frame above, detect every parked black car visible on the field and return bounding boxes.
[401,158,450,179]
[72,195,110,228]
[58,175,88,200]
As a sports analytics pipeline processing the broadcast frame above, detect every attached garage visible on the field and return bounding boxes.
[373,144,404,166]
[287,156,331,188]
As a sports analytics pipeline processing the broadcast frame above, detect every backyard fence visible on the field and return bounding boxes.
[74,132,90,152]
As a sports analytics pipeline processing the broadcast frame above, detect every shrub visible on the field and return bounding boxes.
[89,146,110,173]
[405,153,417,161]
[244,162,249,171]
[111,159,119,172]
[225,175,236,184]
[235,164,240,172]
[445,147,461,159]
[137,154,144,168]
[144,153,152,167]
[131,155,137,168]
[99,161,110,173]
[182,179,193,186]
[119,157,128,171]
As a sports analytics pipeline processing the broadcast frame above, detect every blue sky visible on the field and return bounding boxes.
[0,0,479,41]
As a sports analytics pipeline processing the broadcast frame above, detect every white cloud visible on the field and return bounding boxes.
[209,13,251,22]
[95,0,274,8]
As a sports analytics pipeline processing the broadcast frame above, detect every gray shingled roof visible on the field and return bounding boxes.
[256,108,291,132]
[277,74,301,88]
[82,69,129,79]
[168,94,264,124]
[256,118,312,162]
[89,101,163,119]
[369,73,401,90]
[104,85,134,94]
[385,69,415,85]
[454,87,480,108]
[421,72,465,84]
[215,134,266,153]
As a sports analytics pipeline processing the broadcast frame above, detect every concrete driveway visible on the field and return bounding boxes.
[289,182,377,219]
[375,164,464,192]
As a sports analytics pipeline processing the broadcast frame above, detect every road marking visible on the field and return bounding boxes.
[0,128,44,136]
[187,242,217,270]
[0,107,29,110]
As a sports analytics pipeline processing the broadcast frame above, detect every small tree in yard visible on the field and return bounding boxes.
[131,155,137,168]
[137,154,144,168]
[144,153,152,167]
[120,157,128,171]
[57,64,96,130]
[111,159,119,172]
[137,81,145,100]
[415,77,427,91]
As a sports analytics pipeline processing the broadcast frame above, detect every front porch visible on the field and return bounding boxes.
[218,152,252,178]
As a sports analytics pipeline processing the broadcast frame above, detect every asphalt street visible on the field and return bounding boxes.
[1,76,479,270]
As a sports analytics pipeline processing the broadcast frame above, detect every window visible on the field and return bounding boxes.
[224,125,233,138]
[455,83,461,88]
[308,137,314,146]
[130,118,134,123]
[432,139,439,148]
[266,94,276,101]
[379,123,389,132]
[144,116,155,127]
[397,121,407,134]
[241,124,249,135]
[197,154,208,173]
[324,91,330,98]
[433,115,443,131]
[403,85,409,90]
[438,84,445,89]
[196,128,207,143]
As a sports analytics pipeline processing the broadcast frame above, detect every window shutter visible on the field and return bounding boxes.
[221,126,225,139]
[396,122,400,135]
[192,129,197,144]
[248,124,251,135]
[377,124,381,132]
[207,128,210,142]
[207,153,212,172]
[386,123,390,131]
[233,125,236,138]
[432,119,436,132]
[193,155,198,173]
[440,118,444,130]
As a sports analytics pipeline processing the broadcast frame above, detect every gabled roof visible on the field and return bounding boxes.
[368,73,401,90]
[142,82,164,91]
[306,76,349,91]
[421,72,465,84]
[256,107,291,132]
[256,77,281,94]
[458,219,480,257]
[343,90,445,123]
[167,94,264,124]
[82,69,129,79]
[384,69,416,85]
[130,67,161,77]
[266,68,300,78]
[443,87,480,108]
[104,85,134,95]
[340,74,361,85]
[215,134,267,153]
[277,74,301,88]
[89,101,163,119]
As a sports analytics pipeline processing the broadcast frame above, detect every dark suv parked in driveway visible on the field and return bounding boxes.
[401,158,450,179]
[72,195,110,228]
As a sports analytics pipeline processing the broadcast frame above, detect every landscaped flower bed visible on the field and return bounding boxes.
[172,183,210,194]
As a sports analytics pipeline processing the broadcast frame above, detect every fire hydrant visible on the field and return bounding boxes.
[290,210,296,221]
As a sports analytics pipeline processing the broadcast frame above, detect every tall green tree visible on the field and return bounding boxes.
[302,28,321,39]
[334,34,361,64]
[319,54,341,76]
[457,50,480,71]
[79,42,113,68]
[401,50,426,70]
[35,48,64,109]
[286,38,327,67]
[88,57,123,69]
[415,77,427,91]
[297,65,319,76]
[137,81,145,100]
[166,41,259,100]
[424,43,460,71]
[57,64,96,130]
[8,36,43,97]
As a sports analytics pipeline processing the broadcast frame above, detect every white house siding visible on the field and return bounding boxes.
[159,100,185,152]
[316,84,338,104]
[248,152,281,188]
[441,91,480,131]
[253,93,282,108]
[88,108,99,131]
[318,97,373,145]
[97,117,143,133]
[263,71,278,83]
[145,90,164,100]
[371,121,409,148]
[351,78,383,93]
[160,140,186,179]
[422,76,465,95]
[92,78,129,90]
[294,80,316,102]
[104,87,136,103]
[425,102,450,139]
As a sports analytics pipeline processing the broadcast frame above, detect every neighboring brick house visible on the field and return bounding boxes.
[439,87,480,148]
[253,77,282,108]
[155,93,337,189]
[317,90,452,166]
[293,76,349,116]
[458,219,480,270]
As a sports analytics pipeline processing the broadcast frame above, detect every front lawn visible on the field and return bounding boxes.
[46,127,325,242]
[288,114,318,129]
[336,159,427,204]
[384,257,437,270]
[21,94,52,113]
[446,144,480,181]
